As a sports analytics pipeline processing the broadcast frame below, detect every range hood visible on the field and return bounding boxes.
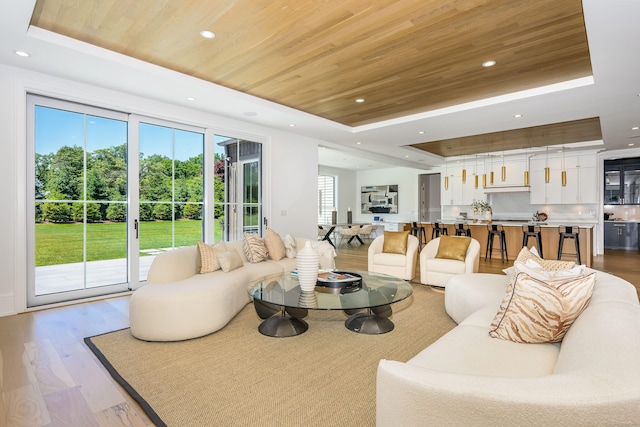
[483,186,531,194]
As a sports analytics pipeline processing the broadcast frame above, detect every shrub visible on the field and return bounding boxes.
[42,202,71,223]
[106,203,127,222]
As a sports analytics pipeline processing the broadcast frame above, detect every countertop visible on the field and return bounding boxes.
[428,220,598,228]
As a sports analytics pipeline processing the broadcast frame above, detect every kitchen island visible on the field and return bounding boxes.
[413,220,595,267]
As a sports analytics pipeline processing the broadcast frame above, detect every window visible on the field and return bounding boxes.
[318,175,336,224]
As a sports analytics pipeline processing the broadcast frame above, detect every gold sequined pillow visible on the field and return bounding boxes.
[243,233,268,263]
[435,236,471,261]
[489,271,595,343]
[197,240,227,273]
[382,230,410,254]
[516,247,576,270]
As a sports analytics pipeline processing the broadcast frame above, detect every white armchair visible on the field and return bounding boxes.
[419,236,480,287]
[368,234,419,281]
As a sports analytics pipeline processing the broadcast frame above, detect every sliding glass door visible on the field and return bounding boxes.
[28,96,130,306]
[27,97,262,307]
[137,120,204,282]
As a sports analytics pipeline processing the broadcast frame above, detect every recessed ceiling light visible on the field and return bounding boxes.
[405,155,409,158]
[289,124,295,127]
[355,98,365,103]
[629,143,635,147]
[200,30,215,39]
[632,126,639,130]
[14,50,30,57]
[482,60,496,67]
[356,141,362,145]
[419,131,425,135]
[514,114,523,118]
[186,97,196,101]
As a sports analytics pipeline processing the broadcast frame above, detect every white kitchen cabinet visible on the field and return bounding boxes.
[530,157,562,204]
[441,164,486,206]
[560,154,598,204]
[531,152,598,205]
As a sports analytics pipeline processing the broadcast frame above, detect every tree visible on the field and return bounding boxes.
[46,145,84,200]
[35,152,53,199]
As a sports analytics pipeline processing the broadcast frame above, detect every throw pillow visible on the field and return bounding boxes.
[489,271,596,343]
[217,249,245,273]
[516,259,586,281]
[435,236,471,261]
[283,234,297,258]
[516,246,576,270]
[197,240,228,273]
[382,230,409,254]
[264,227,286,261]
[243,233,268,263]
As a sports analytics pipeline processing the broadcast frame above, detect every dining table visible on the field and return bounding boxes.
[318,223,366,247]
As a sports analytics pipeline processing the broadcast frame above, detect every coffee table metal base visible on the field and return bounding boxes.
[258,314,308,337]
[345,308,394,334]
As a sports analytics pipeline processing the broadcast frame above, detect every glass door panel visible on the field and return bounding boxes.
[29,98,129,306]
[214,135,262,241]
[138,122,204,281]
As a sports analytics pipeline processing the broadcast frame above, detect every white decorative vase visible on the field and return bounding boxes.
[296,241,319,292]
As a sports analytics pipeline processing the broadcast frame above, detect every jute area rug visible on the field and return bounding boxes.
[85,284,456,427]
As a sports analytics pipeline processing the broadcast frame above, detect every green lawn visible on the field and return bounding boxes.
[35,220,217,266]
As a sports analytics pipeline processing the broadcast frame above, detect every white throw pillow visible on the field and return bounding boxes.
[283,234,297,258]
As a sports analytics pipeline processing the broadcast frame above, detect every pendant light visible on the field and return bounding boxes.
[544,147,550,183]
[524,146,530,186]
[462,156,467,184]
[490,155,494,185]
[482,155,487,188]
[474,155,479,189]
[561,146,567,186]
[444,160,449,190]
[501,150,506,182]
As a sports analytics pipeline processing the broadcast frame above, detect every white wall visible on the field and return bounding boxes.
[318,165,356,223]
[0,63,325,315]
[355,167,427,223]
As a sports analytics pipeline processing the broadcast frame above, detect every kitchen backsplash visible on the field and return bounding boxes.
[443,192,599,222]
[603,205,640,221]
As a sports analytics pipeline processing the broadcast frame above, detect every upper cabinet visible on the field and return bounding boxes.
[604,158,640,205]
[530,151,598,205]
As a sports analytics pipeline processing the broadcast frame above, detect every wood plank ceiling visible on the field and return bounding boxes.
[412,117,603,157]
[30,0,594,156]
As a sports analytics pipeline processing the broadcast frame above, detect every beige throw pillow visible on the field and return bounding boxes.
[243,233,268,263]
[382,230,409,254]
[489,271,596,343]
[435,236,471,261]
[516,247,576,270]
[264,227,286,261]
[197,240,228,273]
[218,249,245,273]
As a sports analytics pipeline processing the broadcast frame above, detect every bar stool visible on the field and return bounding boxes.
[522,224,543,258]
[454,223,471,237]
[431,222,448,239]
[558,225,581,265]
[485,224,508,263]
[409,222,427,250]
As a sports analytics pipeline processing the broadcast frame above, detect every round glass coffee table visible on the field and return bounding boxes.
[248,270,413,337]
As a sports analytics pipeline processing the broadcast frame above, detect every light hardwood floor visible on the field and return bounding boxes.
[2,245,639,426]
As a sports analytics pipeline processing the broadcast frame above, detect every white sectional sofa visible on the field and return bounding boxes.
[377,270,640,426]
[129,237,335,341]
